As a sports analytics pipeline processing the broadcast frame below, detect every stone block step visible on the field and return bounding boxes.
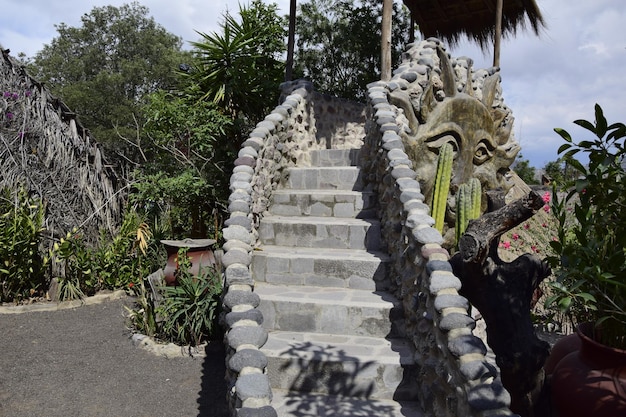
[255,283,403,338]
[309,148,361,167]
[272,389,424,417]
[285,167,363,191]
[258,216,381,251]
[261,331,418,401]
[269,189,377,218]
[251,246,390,291]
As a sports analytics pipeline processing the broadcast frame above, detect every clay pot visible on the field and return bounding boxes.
[161,239,216,286]
[543,332,581,376]
[551,322,626,417]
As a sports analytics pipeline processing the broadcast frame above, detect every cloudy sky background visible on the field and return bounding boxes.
[1,0,624,168]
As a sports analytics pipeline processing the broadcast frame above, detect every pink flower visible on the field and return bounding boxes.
[524,223,530,230]
[502,241,511,249]
[543,205,550,213]
[542,223,548,228]
[512,233,519,241]
[531,245,538,253]
[542,191,551,204]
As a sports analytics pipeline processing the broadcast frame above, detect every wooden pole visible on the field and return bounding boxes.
[381,0,392,80]
[493,0,503,67]
[285,0,296,81]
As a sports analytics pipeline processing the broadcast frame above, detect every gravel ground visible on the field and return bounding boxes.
[0,295,228,417]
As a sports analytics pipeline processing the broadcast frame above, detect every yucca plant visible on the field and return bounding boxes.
[157,248,223,346]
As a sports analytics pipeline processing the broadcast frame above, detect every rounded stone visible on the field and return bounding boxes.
[230,181,253,194]
[224,264,253,286]
[399,190,424,203]
[228,325,268,350]
[238,147,258,158]
[433,293,469,311]
[242,137,264,151]
[235,155,256,167]
[229,200,250,214]
[412,226,444,245]
[225,309,264,328]
[387,148,409,161]
[459,360,497,381]
[467,381,511,411]
[224,215,253,230]
[222,248,252,267]
[426,259,453,273]
[233,165,255,175]
[439,312,476,332]
[405,213,434,229]
[231,172,253,183]
[223,225,253,245]
[223,240,252,252]
[237,406,277,417]
[223,290,260,309]
[448,334,487,357]
[391,167,416,180]
[429,271,462,293]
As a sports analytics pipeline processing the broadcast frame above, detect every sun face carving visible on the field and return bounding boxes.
[387,39,520,237]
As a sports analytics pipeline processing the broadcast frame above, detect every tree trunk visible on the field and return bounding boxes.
[285,0,297,81]
[381,0,392,81]
[450,191,551,417]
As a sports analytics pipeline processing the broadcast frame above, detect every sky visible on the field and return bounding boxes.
[1,0,624,168]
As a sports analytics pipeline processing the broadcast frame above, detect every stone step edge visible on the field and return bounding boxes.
[261,331,415,366]
[254,282,399,309]
[252,245,390,261]
[260,215,380,226]
[271,389,424,417]
[271,188,374,196]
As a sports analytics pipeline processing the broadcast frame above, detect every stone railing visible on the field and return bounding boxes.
[359,80,515,417]
[221,79,366,417]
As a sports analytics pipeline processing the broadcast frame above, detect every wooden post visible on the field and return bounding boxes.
[381,0,392,81]
[285,0,296,81]
[493,0,503,67]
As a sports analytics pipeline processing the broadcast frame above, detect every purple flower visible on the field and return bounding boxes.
[11,93,18,99]
[3,91,11,98]
[5,112,13,120]
[25,90,32,97]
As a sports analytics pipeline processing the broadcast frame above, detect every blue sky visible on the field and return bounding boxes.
[1,0,624,168]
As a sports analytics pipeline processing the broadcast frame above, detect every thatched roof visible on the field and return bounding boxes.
[402,0,545,48]
[0,49,124,244]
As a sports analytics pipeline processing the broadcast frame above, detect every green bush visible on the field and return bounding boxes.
[0,187,48,303]
[156,248,223,346]
[52,209,163,300]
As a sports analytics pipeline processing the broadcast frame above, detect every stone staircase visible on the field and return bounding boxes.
[252,148,423,416]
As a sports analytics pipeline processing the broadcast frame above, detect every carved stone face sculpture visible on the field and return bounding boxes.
[388,40,519,240]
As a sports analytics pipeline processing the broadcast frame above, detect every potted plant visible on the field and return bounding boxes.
[546,104,626,417]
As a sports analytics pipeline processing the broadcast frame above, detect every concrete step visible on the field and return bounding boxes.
[285,166,363,191]
[258,216,381,251]
[251,246,390,291]
[272,389,424,417]
[309,148,361,167]
[255,283,403,338]
[269,189,377,218]
[261,331,418,401]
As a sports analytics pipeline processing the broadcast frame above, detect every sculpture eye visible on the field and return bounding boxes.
[426,134,459,157]
[473,141,493,165]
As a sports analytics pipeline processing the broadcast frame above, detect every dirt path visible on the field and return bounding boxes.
[0,296,228,417]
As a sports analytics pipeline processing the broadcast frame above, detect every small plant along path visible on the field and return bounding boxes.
[0,296,228,417]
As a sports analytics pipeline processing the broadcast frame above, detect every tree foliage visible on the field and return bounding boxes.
[294,0,412,101]
[512,154,538,185]
[28,2,190,154]
[189,0,286,127]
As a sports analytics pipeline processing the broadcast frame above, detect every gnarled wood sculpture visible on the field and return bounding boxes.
[388,39,550,416]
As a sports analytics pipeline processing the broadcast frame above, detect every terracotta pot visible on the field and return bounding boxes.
[551,322,626,417]
[543,332,581,376]
[161,239,216,286]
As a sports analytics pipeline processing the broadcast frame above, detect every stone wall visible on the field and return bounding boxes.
[360,79,515,417]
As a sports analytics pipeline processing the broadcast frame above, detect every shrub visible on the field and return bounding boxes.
[0,187,48,302]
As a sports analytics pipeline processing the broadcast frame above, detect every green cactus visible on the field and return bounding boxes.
[455,178,482,244]
[469,177,482,219]
[431,142,453,232]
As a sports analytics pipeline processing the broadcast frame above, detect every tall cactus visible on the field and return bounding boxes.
[431,142,453,232]
[456,178,482,244]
